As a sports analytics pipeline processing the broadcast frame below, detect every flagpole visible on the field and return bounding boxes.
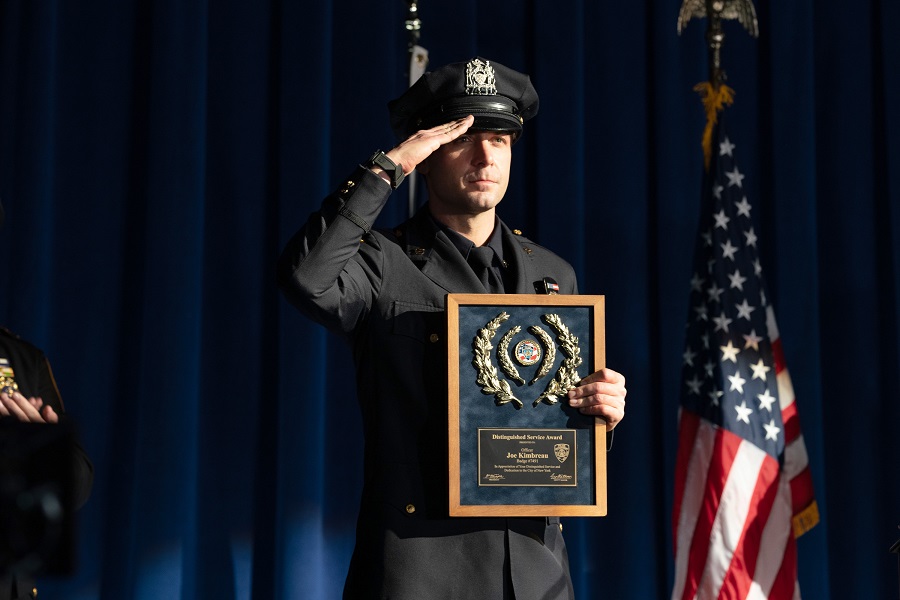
[404,1,428,218]
[677,0,759,167]
[404,0,422,49]
[703,0,726,89]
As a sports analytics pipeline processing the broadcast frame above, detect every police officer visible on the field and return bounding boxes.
[0,200,94,600]
[278,58,626,599]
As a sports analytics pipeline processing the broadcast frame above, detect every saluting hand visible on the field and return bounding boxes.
[384,115,475,177]
[0,389,59,424]
[567,368,627,431]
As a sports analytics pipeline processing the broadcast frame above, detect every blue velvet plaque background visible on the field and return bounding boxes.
[457,303,597,506]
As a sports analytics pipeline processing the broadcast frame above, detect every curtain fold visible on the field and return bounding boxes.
[1,1,897,598]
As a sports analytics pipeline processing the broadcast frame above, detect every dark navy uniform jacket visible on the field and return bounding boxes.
[277,166,579,600]
[0,328,94,600]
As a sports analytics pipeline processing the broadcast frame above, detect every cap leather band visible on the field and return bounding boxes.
[422,100,520,122]
[440,101,519,115]
[416,99,523,133]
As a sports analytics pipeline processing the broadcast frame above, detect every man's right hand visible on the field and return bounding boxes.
[379,115,475,179]
[0,389,59,423]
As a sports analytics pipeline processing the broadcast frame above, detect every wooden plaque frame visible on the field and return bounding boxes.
[447,294,607,517]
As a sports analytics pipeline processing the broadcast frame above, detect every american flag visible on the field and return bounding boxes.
[671,112,819,600]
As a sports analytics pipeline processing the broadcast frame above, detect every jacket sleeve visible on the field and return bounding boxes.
[36,356,95,509]
[276,166,393,336]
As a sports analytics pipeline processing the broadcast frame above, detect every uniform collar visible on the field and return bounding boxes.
[399,204,536,294]
[426,210,504,264]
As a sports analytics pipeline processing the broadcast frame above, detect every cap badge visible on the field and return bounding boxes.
[465,58,496,96]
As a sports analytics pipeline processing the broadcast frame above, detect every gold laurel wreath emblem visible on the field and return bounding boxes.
[532,314,583,407]
[472,312,522,408]
[497,325,525,385]
[528,325,556,384]
[472,312,583,409]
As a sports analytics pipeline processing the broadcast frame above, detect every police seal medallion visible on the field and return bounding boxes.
[514,339,541,366]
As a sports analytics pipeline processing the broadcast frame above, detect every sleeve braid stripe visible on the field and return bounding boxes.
[338,206,372,233]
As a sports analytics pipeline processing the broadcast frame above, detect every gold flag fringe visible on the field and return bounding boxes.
[694,82,735,171]
[792,500,820,538]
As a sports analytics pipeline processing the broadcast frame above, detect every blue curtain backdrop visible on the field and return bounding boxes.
[1,0,898,598]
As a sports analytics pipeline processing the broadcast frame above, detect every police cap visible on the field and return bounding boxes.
[388,57,539,141]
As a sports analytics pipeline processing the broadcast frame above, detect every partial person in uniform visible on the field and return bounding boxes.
[0,200,94,600]
[277,57,627,599]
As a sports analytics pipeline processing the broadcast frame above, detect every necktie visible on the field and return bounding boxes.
[468,246,504,293]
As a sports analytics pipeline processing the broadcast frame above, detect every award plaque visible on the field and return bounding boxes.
[447,294,607,517]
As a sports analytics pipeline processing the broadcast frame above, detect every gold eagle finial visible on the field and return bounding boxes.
[677,0,759,38]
